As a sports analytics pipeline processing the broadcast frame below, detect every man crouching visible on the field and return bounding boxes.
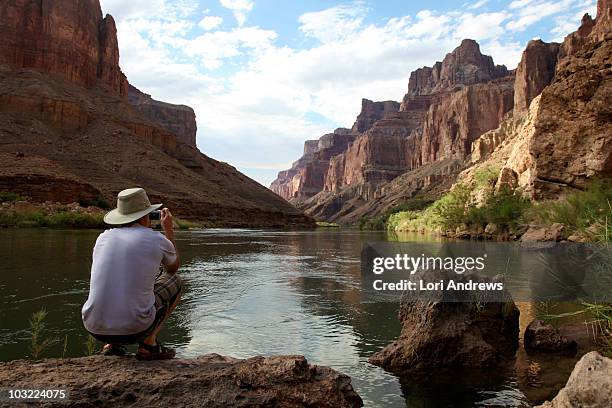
[82,187,182,360]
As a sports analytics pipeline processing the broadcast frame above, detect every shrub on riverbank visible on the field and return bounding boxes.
[358,198,432,230]
[0,210,105,228]
[0,191,25,203]
[316,221,340,228]
[529,179,612,241]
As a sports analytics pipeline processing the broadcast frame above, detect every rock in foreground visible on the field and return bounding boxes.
[535,351,612,408]
[369,275,519,372]
[0,354,363,408]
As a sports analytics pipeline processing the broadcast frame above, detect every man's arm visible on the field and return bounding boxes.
[161,208,180,274]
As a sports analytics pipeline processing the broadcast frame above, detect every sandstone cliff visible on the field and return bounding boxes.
[272,1,611,225]
[0,0,314,228]
[270,128,357,200]
[272,39,514,224]
[0,0,128,97]
[128,85,197,147]
[473,0,611,199]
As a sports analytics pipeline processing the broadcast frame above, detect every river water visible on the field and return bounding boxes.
[0,228,588,407]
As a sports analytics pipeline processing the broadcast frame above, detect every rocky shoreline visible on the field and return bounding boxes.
[0,354,363,408]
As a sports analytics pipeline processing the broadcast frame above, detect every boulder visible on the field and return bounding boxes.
[521,223,565,242]
[369,271,519,372]
[535,351,612,407]
[0,354,363,408]
[524,319,577,354]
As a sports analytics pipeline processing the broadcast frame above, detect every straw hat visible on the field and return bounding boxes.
[103,188,162,225]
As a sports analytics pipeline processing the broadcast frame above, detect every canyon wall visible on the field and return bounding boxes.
[0,0,128,97]
[499,1,611,198]
[272,1,611,223]
[270,129,357,199]
[0,0,314,228]
[128,85,197,148]
[272,39,514,223]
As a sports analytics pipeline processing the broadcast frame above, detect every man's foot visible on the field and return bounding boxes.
[135,343,176,360]
[102,343,127,356]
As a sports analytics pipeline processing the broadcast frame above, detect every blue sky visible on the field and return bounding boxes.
[99,0,597,186]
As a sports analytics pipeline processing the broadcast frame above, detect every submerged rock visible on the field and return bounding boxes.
[0,354,363,407]
[535,351,612,407]
[524,319,578,354]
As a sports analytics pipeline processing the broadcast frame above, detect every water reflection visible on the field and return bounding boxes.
[0,228,589,407]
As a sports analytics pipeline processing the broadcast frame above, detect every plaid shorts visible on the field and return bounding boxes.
[154,272,183,312]
[89,272,183,344]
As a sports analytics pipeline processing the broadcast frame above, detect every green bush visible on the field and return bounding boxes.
[0,210,104,228]
[0,191,25,203]
[358,198,433,230]
[529,178,612,240]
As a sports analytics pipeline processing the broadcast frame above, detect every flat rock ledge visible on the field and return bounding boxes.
[0,354,363,408]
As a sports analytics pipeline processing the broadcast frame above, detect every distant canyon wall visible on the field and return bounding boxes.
[271,1,611,223]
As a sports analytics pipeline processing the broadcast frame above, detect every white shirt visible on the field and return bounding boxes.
[82,224,177,335]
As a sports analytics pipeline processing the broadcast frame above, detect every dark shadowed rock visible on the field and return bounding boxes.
[369,272,519,372]
[524,320,577,354]
[0,354,363,408]
[535,351,612,407]
[128,84,197,147]
[514,40,560,113]
[351,98,400,133]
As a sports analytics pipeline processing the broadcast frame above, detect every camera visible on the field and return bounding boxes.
[149,210,161,221]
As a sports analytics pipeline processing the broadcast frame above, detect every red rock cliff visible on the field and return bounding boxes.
[514,40,560,113]
[128,85,197,147]
[319,40,512,192]
[270,129,357,200]
[351,99,400,133]
[0,0,128,97]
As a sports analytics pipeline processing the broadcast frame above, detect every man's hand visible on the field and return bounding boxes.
[161,208,174,234]
[160,208,180,273]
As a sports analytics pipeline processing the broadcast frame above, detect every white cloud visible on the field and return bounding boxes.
[219,0,254,26]
[468,0,489,10]
[100,0,585,186]
[298,2,367,43]
[506,0,574,31]
[549,0,597,41]
[198,15,223,30]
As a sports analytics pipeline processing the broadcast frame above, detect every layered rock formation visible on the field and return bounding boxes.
[270,129,357,200]
[494,0,611,198]
[513,40,560,113]
[0,0,314,228]
[0,0,127,97]
[0,354,363,407]
[351,99,400,133]
[272,1,612,223]
[128,85,197,147]
[272,39,514,223]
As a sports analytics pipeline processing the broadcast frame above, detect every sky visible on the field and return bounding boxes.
[99,0,597,187]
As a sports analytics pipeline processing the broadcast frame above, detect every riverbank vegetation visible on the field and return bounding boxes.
[0,191,204,229]
[371,175,611,242]
[316,221,340,228]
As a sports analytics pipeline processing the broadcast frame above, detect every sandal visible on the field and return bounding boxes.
[135,342,176,360]
[102,343,127,356]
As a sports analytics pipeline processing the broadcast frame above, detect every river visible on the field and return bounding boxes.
[0,228,588,407]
